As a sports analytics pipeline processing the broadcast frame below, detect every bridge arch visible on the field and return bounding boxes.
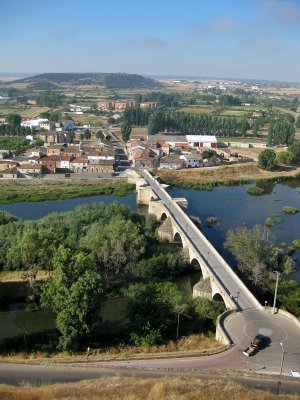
[173,232,183,246]
[161,212,168,222]
[190,258,203,279]
[212,292,226,306]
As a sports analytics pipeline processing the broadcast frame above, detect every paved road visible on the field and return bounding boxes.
[225,310,300,375]
[1,361,300,395]
[139,170,261,311]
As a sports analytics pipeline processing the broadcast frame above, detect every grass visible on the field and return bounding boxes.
[247,186,265,196]
[0,180,135,204]
[0,104,50,118]
[157,162,300,187]
[206,216,218,227]
[293,239,300,249]
[0,334,223,362]
[282,206,299,215]
[265,218,274,227]
[0,376,298,400]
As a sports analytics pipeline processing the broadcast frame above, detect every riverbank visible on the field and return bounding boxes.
[0,180,135,203]
[157,163,300,188]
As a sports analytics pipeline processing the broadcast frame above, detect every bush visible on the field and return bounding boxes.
[206,217,218,227]
[265,218,274,227]
[282,206,299,214]
[258,149,277,171]
[247,186,264,196]
[293,239,300,249]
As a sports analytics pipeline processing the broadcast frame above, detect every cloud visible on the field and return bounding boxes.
[258,0,300,27]
[199,15,242,33]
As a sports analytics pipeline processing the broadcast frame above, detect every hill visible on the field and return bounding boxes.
[2,72,161,90]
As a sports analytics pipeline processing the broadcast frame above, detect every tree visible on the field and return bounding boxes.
[121,121,132,142]
[258,149,277,171]
[296,116,300,129]
[289,142,300,164]
[83,129,91,140]
[41,245,105,351]
[126,284,173,346]
[276,151,294,165]
[6,113,21,126]
[224,225,295,288]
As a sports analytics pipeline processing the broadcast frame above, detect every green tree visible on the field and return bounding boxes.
[121,121,132,142]
[126,284,173,346]
[41,245,105,351]
[224,225,295,288]
[289,142,300,164]
[6,113,22,126]
[276,150,294,165]
[258,149,277,171]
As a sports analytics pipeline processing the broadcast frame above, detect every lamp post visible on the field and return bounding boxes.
[279,342,285,376]
[272,271,281,314]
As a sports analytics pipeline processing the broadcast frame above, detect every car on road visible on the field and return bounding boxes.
[243,335,264,357]
[290,371,300,378]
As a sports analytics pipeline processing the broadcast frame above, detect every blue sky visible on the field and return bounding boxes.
[1,0,300,82]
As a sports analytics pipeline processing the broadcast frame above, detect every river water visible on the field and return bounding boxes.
[0,181,299,343]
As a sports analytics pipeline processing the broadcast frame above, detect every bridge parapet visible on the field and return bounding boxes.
[139,169,263,312]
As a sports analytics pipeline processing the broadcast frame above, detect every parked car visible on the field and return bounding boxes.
[290,371,300,378]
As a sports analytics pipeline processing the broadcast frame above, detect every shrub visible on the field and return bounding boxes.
[274,217,283,224]
[206,217,218,227]
[293,239,300,249]
[265,218,274,227]
[282,206,299,214]
[247,186,264,196]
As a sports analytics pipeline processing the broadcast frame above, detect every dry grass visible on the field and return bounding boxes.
[0,376,297,400]
[157,162,300,184]
[0,270,49,282]
[1,334,223,363]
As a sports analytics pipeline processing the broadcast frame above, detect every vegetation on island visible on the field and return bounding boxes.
[282,206,299,214]
[0,203,224,353]
[247,186,265,196]
[0,181,135,204]
[224,224,300,316]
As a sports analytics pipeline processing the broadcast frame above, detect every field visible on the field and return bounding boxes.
[157,162,300,185]
[0,376,297,400]
[0,104,49,118]
[0,180,135,203]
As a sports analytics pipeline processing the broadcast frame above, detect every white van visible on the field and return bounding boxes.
[290,371,300,378]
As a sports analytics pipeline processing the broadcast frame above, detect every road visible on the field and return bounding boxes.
[1,361,300,395]
[139,170,260,311]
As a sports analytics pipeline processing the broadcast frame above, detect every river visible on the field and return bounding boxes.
[0,181,299,344]
[0,182,299,281]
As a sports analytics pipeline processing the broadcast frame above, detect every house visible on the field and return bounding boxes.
[47,145,65,156]
[140,102,158,109]
[132,150,155,169]
[25,147,46,158]
[18,163,43,175]
[180,154,203,168]
[64,145,81,158]
[70,157,89,173]
[147,135,187,148]
[0,166,20,179]
[186,135,217,149]
[159,155,184,170]
[40,121,55,131]
[88,159,114,173]
[0,160,18,171]
[38,156,61,173]
[127,139,146,157]
[60,155,74,170]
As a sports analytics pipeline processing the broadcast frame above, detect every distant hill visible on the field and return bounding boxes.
[3,72,161,90]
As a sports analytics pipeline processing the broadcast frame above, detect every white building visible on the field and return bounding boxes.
[21,118,48,128]
[186,135,217,149]
[180,154,203,168]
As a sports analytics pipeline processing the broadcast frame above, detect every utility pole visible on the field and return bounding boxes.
[272,271,281,314]
[279,342,285,376]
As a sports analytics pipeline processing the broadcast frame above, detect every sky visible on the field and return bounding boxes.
[1,0,300,82]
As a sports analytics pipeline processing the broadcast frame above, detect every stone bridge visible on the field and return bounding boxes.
[135,170,263,312]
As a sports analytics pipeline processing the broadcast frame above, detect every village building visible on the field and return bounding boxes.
[159,155,184,170]
[179,154,203,168]
[132,149,155,169]
[18,163,43,175]
[186,135,217,149]
[0,166,20,179]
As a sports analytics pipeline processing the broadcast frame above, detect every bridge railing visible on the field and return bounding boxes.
[142,170,262,310]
